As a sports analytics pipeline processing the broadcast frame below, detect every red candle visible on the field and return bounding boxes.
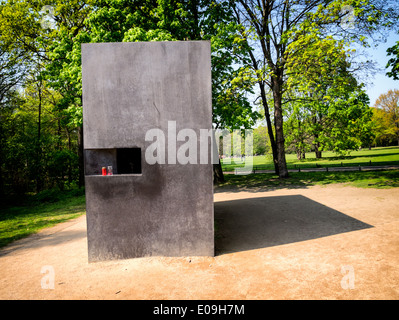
[102,167,107,176]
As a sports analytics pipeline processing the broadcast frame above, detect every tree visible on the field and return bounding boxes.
[284,32,374,158]
[0,0,87,193]
[325,90,373,154]
[372,108,393,146]
[231,0,399,178]
[285,88,373,158]
[286,34,351,158]
[373,89,399,146]
[43,1,93,187]
[253,126,270,155]
[284,100,312,160]
[0,47,22,107]
[387,38,399,80]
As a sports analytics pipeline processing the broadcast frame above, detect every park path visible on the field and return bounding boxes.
[0,185,398,299]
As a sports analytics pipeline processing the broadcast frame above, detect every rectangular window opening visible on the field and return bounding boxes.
[117,148,142,174]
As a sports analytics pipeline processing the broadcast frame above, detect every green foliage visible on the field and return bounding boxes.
[0,80,80,194]
[387,38,399,80]
[253,126,270,155]
[372,89,399,146]
[284,31,374,157]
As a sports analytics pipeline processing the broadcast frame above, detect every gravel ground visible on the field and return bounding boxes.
[0,184,398,299]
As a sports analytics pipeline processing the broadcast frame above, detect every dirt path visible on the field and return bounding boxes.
[0,185,398,299]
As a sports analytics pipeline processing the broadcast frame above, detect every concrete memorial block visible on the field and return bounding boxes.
[82,41,214,262]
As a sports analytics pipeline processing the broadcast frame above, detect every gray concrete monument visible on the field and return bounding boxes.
[82,41,214,262]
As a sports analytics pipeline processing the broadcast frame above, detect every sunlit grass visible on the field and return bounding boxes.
[222,146,399,171]
[0,190,86,248]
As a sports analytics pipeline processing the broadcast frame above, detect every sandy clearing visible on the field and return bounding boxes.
[0,184,398,299]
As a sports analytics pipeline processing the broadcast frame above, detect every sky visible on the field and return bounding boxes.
[362,30,399,106]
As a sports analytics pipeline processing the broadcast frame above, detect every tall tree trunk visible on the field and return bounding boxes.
[259,82,279,176]
[272,76,289,178]
[189,0,200,39]
[296,148,302,160]
[0,162,3,197]
[78,125,84,188]
[66,126,73,184]
[243,30,279,176]
[213,159,225,184]
[314,140,322,159]
[0,123,3,197]
[36,81,43,192]
[312,113,322,159]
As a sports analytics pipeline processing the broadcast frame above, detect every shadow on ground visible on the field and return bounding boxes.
[214,195,373,255]
[0,228,86,257]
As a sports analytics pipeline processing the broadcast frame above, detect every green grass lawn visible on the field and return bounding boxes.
[0,189,86,248]
[216,170,399,191]
[222,146,399,171]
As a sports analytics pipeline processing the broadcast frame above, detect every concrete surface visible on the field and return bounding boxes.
[0,185,398,299]
[81,41,214,260]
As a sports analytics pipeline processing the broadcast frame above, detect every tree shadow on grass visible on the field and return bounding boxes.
[0,218,86,256]
[214,194,373,255]
[214,170,399,193]
[214,173,310,193]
